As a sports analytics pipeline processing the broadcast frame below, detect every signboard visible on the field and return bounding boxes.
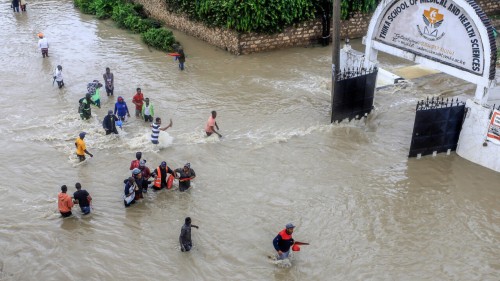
[486,110,500,145]
[374,0,484,76]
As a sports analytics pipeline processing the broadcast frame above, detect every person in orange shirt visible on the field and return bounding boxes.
[75,132,93,162]
[58,185,74,217]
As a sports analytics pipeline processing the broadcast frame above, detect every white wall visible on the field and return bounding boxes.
[456,99,500,172]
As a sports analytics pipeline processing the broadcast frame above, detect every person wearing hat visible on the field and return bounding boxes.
[150,161,176,190]
[150,117,172,144]
[142,97,154,122]
[174,163,196,192]
[72,183,92,215]
[102,110,119,135]
[58,185,74,217]
[138,160,151,193]
[273,223,296,260]
[129,152,142,170]
[131,168,144,200]
[75,132,93,162]
[179,217,199,252]
[114,96,130,122]
[37,33,49,58]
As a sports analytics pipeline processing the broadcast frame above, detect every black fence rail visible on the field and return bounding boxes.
[336,67,378,82]
[409,97,466,157]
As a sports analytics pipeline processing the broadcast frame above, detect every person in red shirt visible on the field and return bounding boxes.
[130,152,142,170]
[132,88,144,118]
[58,185,74,217]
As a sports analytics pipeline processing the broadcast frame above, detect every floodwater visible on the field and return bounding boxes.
[0,1,499,280]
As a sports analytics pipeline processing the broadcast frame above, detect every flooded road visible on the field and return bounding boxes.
[0,1,499,280]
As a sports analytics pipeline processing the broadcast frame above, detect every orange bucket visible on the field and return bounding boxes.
[292,244,300,251]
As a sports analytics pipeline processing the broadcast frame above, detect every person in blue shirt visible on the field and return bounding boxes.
[114,96,130,122]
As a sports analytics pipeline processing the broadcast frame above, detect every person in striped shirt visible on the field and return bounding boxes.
[151,117,172,144]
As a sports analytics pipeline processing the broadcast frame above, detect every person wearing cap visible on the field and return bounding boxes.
[129,152,142,170]
[102,110,119,135]
[179,217,199,252]
[175,163,196,192]
[37,33,49,58]
[205,111,222,138]
[114,96,130,122]
[132,168,144,200]
[142,97,154,122]
[75,132,93,162]
[132,88,144,118]
[103,67,114,96]
[138,160,151,192]
[151,161,176,190]
[151,117,172,144]
[273,223,296,260]
[79,93,97,120]
[58,185,74,217]
[123,177,137,207]
[72,183,92,215]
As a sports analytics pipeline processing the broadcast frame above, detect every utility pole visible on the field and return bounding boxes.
[331,0,341,123]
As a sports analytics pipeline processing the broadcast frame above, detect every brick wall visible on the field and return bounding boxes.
[132,0,499,55]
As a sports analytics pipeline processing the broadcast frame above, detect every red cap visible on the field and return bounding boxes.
[292,244,300,252]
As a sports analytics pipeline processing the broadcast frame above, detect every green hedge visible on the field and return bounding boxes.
[165,0,380,33]
[74,0,177,52]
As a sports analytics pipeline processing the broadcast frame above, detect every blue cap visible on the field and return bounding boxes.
[132,168,141,175]
[161,161,166,167]
[285,223,295,229]
[79,132,86,138]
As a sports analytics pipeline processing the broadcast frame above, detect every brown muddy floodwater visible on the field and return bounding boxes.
[0,1,499,280]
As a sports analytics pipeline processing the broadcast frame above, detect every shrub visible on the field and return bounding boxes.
[74,0,95,14]
[141,28,176,52]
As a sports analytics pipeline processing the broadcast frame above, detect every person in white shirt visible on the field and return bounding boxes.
[53,65,64,88]
[37,33,49,58]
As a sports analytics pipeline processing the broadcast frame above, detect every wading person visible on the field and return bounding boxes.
[79,93,97,120]
[273,223,296,260]
[142,98,154,122]
[175,163,196,192]
[151,161,175,190]
[103,67,114,96]
[205,111,221,138]
[53,65,64,89]
[102,110,119,135]
[129,152,142,170]
[150,117,172,144]
[75,132,93,162]
[37,33,49,58]
[132,168,144,200]
[132,88,144,118]
[73,183,92,215]
[138,160,151,193]
[179,217,199,252]
[58,185,74,217]
[11,0,19,12]
[114,96,130,122]
[177,48,186,71]
[123,177,137,207]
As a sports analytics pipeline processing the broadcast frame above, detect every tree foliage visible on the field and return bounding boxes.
[164,0,380,33]
[73,0,176,52]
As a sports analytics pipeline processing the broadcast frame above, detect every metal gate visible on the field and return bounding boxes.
[331,67,377,123]
[409,97,466,157]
